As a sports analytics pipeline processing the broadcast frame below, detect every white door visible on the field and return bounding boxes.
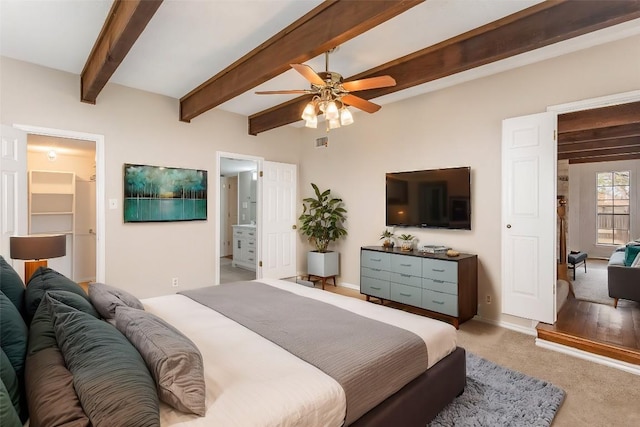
[0,125,28,278]
[75,180,96,282]
[502,112,557,324]
[261,161,297,279]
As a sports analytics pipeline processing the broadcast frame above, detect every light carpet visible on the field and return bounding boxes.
[429,352,565,427]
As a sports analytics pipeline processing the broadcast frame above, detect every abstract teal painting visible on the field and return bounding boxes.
[124,164,207,222]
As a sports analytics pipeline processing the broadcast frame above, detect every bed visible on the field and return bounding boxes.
[0,258,466,427]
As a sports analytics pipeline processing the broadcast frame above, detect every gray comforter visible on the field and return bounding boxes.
[180,281,428,425]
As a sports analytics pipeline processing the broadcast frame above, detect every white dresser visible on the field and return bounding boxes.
[232,225,256,271]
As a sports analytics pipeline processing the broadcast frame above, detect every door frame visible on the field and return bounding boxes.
[215,151,263,285]
[13,124,106,282]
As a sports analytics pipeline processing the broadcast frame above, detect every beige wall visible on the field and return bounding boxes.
[2,33,639,324]
[295,34,640,326]
[1,56,302,298]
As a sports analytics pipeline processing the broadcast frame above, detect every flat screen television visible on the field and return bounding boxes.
[386,166,471,230]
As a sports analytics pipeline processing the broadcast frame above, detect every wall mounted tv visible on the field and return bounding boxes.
[386,166,471,230]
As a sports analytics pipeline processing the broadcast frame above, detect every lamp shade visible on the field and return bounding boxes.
[10,234,66,260]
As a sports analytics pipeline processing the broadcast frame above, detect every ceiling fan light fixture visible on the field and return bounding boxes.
[325,101,339,121]
[305,116,318,128]
[340,108,354,126]
[301,102,316,120]
[328,118,341,130]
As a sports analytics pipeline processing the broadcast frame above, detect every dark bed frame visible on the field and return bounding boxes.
[351,346,466,427]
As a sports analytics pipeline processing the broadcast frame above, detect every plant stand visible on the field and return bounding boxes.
[307,274,337,290]
[307,251,339,290]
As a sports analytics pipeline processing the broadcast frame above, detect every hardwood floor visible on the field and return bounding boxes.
[537,296,640,365]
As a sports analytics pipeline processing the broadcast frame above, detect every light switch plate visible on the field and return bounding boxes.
[109,199,118,209]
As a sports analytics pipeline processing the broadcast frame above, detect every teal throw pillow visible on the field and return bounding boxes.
[0,292,27,379]
[24,267,88,325]
[0,380,22,427]
[624,244,640,266]
[0,349,21,421]
[0,256,25,317]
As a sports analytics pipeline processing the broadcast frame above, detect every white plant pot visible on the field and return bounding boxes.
[307,251,339,277]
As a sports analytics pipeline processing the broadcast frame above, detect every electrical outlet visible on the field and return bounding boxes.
[172,278,179,288]
[486,295,491,304]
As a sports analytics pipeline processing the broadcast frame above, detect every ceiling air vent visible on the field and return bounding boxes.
[315,136,328,148]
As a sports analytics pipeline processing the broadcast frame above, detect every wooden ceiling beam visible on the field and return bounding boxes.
[569,153,640,164]
[558,101,640,133]
[81,0,163,104]
[249,0,640,135]
[559,142,640,160]
[558,123,640,144]
[558,136,640,153]
[180,0,424,123]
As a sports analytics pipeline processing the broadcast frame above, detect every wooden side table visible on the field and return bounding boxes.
[307,274,337,290]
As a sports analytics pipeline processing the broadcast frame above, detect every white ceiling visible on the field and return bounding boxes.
[1,0,639,122]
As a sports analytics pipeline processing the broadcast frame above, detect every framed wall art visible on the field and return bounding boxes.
[123,163,207,222]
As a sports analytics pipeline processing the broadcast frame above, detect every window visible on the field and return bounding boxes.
[596,171,630,245]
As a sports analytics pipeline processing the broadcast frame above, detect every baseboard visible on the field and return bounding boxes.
[339,281,359,291]
[472,315,538,336]
[535,338,640,376]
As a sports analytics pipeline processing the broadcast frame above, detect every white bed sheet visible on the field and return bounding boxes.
[142,279,457,426]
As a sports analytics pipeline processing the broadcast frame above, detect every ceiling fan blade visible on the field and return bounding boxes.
[342,75,396,92]
[341,94,381,113]
[290,64,325,86]
[255,90,312,95]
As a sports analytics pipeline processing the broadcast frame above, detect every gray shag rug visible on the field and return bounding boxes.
[429,353,565,427]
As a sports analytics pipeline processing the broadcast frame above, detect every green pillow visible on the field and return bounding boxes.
[28,290,100,356]
[624,244,640,266]
[25,267,88,325]
[0,292,27,379]
[0,349,21,422]
[0,256,25,317]
[0,380,21,427]
[49,296,160,426]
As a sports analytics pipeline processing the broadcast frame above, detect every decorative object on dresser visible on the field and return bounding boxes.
[397,234,416,251]
[360,246,478,328]
[231,225,256,271]
[10,234,66,282]
[379,229,395,248]
[299,183,347,289]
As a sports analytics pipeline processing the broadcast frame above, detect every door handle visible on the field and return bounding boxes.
[292,225,297,230]
[506,224,512,229]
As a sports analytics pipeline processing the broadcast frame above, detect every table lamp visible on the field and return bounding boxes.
[10,234,66,282]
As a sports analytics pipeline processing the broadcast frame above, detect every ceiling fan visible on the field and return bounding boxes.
[256,49,396,130]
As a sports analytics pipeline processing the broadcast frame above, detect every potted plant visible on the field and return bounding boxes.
[398,234,416,251]
[299,183,347,278]
[380,230,395,248]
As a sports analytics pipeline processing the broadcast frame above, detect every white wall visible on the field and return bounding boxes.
[2,33,639,324]
[568,160,640,259]
[1,56,302,298]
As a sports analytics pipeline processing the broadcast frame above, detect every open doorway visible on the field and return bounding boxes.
[218,154,260,284]
[26,135,96,284]
[536,91,640,370]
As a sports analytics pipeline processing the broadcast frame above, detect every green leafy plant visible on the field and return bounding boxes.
[398,234,415,241]
[380,230,395,240]
[299,183,347,253]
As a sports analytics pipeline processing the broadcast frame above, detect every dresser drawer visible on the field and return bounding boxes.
[391,254,422,277]
[361,276,390,300]
[422,289,458,316]
[391,271,422,288]
[361,250,391,270]
[390,283,422,307]
[422,277,458,295]
[361,266,391,282]
[422,259,458,283]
